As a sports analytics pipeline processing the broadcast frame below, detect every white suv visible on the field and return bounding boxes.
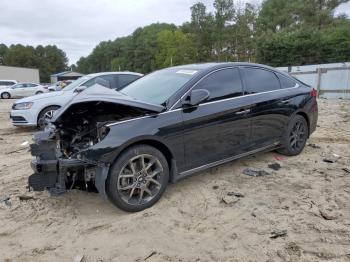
[0,80,17,90]
[10,72,143,128]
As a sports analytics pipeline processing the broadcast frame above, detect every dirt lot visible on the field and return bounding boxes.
[0,98,350,262]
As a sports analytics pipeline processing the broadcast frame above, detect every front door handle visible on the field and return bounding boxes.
[235,109,251,115]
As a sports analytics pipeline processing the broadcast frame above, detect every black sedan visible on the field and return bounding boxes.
[29,63,318,212]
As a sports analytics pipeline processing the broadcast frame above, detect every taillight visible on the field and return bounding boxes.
[311,88,318,97]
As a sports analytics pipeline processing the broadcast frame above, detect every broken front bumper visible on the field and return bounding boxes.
[29,129,110,197]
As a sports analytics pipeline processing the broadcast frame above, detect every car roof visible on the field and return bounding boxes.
[0,79,17,82]
[170,62,291,78]
[86,72,144,78]
[14,82,38,84]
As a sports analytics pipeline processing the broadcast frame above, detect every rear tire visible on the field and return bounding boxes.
[37,106,60,129]
[106,145,169,212]
[1,92,11,99]
[277,115,308,156]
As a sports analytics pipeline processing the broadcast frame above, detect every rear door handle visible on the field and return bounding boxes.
[235,109,251,115]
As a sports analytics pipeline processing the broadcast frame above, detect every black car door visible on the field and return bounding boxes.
[181,68,252,170]
[240,67,291,148]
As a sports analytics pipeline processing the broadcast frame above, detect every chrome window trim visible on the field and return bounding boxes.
[169,66,299,110]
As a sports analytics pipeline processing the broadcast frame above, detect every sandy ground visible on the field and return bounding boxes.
[0,98,349,262]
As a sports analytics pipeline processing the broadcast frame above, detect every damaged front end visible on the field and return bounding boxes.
[29,124,109,196]
[28,85,164,197]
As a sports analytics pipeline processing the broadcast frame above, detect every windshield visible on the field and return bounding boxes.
[63,75,93,91]
[121,68,198,105]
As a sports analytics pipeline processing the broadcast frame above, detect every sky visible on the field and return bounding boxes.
[1,0,349,65]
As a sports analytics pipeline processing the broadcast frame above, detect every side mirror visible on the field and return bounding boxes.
[74,86,87,93]
[183,89,210,107]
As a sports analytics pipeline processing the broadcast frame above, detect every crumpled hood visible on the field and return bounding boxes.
[51,84,165,122]
[15,90,73,103]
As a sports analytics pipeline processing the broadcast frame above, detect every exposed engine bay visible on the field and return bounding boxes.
[29,100,152,195]
[56,101,147,157]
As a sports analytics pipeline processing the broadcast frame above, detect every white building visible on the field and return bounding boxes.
[0,65,40,83]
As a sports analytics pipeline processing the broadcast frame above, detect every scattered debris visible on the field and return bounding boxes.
[270,229,288,239]
[5,147,27,155]
[73,254,84,262]
[222,194,240,205]
[281,206,290,210]
[274,155,284,161]
[20,141,29,147]
[143,251,157,261]
[18,195,35,201]
[319,208,340,220]
[268,163,281,171]
[212,185,219,190]
[308,143,321,149]
[251,208,258,217]
[227,192,244,198]
[342,168,350,174]
[243,168,271,177]
[0,196,11,207]
[323,153,340,163]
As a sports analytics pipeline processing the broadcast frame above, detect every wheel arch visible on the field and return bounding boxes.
[295,111,310,137]
[111,137,177,183]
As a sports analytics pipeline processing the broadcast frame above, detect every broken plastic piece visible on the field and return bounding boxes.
[270,229,287,239]
[243,168,271,177]
[268,163,281,171]
[323,153,340,163]
[227,192,244,197]
[0,196,11,206]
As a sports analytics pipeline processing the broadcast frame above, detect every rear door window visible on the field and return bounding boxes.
[193,68,243,103]
[101,75,118,89]
[242,67,280,94]
[278,74,297,89]
[83,75,117,89]
[118,74,141,90]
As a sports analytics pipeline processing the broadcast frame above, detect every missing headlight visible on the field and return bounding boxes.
[97,125,110,142]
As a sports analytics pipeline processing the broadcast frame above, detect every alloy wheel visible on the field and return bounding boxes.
[289,120,306,151]
[44,110,55,119]
[117,154,163,206]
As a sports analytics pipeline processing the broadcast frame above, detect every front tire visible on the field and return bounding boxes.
[106,145,169,212]
[1,92,11,99]
[277,115,308,156]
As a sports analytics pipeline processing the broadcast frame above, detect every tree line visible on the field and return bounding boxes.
[0,44,68,82]
[77,0,350,74]
[1,0,349,81]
